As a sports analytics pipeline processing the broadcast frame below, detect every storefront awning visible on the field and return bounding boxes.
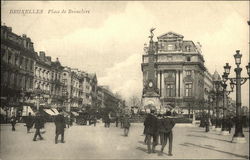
[0,107,6,115]
[51,108,59,115]
[71,111,79,116]
[22,106,35,116]
[44,109,56,116]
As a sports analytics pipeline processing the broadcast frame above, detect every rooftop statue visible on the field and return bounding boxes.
[149,28,155,40]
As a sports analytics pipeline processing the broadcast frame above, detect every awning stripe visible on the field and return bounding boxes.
[44,109,56,115]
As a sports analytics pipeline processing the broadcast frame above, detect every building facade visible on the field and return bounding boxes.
[33,52,64,109]
[203,69,214,113]
[1,25,36,115]
[62,67,98,111]
[33,51,52,108]
[141,31,211,113]
[1,24,126,118]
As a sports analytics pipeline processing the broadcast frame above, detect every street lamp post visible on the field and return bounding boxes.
[246,62,250,109]
[208,90,215,129]
[223,50,249,143]
[221,73,234,135]
[214,80,222,131]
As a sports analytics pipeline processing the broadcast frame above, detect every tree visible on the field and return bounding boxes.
[127,95,141,108]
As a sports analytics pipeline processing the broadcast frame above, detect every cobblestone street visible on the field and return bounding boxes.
[0,122,249,160]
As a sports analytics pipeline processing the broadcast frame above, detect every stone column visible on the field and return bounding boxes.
[176,70,179,97]
[180,71,183,97]
[161,71,165,98]
[157,71,160,90]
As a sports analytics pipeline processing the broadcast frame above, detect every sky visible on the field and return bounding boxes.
[1,1,249,107]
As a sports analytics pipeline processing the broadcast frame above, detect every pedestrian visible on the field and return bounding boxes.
[123,114,131,136]
[143,121,148,144]
[66,115,70,128]
[33,112,44,141]
[228,116,234,133]
[54,109,66,144]
[205,114,209,132]
[10,114,17,131]
[93,114,97,127]
[107,112,111,128]
[120,115,124,128]
[144,109,158,154]
[160,111,175,156]
[103,113,108,128]
[25,112,34,133]
[115,116,119,127]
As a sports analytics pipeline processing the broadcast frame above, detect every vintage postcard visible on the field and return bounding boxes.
[0,1,249,160]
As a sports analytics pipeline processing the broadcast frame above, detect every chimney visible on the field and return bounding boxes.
[39,51,46,61]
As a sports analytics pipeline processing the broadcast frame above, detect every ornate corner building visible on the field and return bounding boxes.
[141,31,212,112]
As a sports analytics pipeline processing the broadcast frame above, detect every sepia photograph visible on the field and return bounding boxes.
[0,1,249,159]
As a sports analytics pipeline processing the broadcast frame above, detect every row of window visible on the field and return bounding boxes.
[35,67,61,81]
[143,55,192,63]
[165,83,192,97]
[1,71,33,90]
[1,48,34,71]
[158,43,192,52]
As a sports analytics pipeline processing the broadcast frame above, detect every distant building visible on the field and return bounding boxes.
[62,67,80,111]
[33,51,52,107]
[50,58,64,108]
[97,86,123,113]
[34,52,64,109]
[62,67,98,111]
[203,69,214,113]
[141,31,213,113]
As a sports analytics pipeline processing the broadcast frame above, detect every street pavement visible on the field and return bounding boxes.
[0,122,249,160]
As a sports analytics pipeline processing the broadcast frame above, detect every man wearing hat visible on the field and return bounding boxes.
[123,114,131,136]
[54,109,66,144]
[144,108,158,154]
[160,111,175,156]
[33,112,44,141]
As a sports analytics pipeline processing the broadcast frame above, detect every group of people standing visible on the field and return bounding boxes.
[143,110,175,156]
[103,112,131,137]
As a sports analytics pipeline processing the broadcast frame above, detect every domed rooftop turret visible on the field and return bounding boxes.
[212,70,221,81]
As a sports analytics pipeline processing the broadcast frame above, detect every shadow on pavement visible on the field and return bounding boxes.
[136,146,168,156]
[189,130,207,133]
[181,142,249,159]
[136,146,148,153]
[186,134,232,143]
[138,141,146,145]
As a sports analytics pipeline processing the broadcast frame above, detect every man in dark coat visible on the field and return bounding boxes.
[115,116,119,127]
[33,112,44,141]
[54,109,66,144]
[120,115,124,128]
[144,109,158,154]
[159,111,175,156]
[10,114,17,131]
[25,112,34,133]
